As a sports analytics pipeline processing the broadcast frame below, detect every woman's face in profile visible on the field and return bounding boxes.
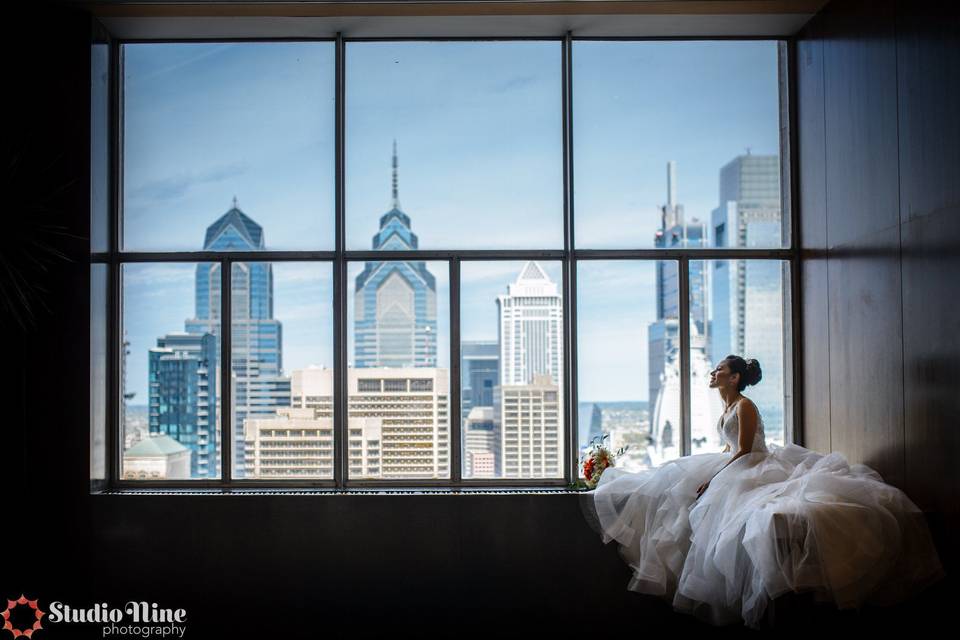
[709,360,737,389]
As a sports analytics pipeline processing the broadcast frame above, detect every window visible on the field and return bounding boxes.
[91,34,794,490]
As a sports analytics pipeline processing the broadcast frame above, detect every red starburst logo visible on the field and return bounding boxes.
[1,595,44,638]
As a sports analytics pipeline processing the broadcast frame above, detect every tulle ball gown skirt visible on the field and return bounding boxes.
[580,442,946,629]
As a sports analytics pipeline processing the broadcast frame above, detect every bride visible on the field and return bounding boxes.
[581,354,946,629]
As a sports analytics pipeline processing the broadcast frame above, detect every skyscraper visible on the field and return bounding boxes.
[461,340,499,420]
[497,261,563,389]
[185,199,291,477]
[710,153,784,441]
[648,161,709,409]
[495,374,561,478]
[147,331,217,479]
[463,406,498,478]
[354,141,438,368]
[495,262,564,478]
[647,161,721,465]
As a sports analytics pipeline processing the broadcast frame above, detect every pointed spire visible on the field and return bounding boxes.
[391,139,401,210]
[232,195,239,210]
[518,261,549,282]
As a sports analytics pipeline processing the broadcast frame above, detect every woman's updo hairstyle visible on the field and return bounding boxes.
[725,355,762,392]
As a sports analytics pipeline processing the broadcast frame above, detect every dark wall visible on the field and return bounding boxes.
[2,1,956,637]
[797,0,960,578]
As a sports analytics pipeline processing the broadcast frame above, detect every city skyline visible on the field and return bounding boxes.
[123,150,784,479]
[123,156,780,408]
[121,40,782,408]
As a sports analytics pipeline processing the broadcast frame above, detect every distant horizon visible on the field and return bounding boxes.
[126,399,653,410]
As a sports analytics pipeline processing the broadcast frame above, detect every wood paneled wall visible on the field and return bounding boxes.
[797,0,960,573]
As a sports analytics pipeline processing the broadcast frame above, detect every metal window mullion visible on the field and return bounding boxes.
[113,250,338,262]
[94,249,798,262]
[344,250,566,261]
[562,258,577,482]
[106,263,118,488]
[561,30,577,483]
[109,262,120,487]
[574,249,793,260]
[221,258,232,485]
[784,38,803,447]
[98,248,791,263]
[107,36,122,489]
[334,31,347,487]
[335,258,347,486]
[679,258,691,458]
[449,259,461,484]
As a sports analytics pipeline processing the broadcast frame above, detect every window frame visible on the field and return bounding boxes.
[91,29,800,492]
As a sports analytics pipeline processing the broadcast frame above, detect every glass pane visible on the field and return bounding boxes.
[577,261,678,474]
[91,264,107,482]
[347,260,450,479]
[91,42,109,253]
[122,42,335,251]
[233,262,334,480]
[695,259,789,452]
[346,41,563,250]
[122,263,221,480]
[574,41,783,249]
[460,261,564,479]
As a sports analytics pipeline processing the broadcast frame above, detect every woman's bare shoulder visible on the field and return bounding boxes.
[736,396,759,416]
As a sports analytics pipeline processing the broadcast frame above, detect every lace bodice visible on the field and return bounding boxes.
[718,401,768,454]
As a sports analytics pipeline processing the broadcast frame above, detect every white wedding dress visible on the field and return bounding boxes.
[582,402,946,629]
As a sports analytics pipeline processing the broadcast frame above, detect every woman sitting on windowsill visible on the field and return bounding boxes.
[581,354,945,629]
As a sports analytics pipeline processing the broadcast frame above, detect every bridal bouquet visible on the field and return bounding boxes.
[571,433,629,490]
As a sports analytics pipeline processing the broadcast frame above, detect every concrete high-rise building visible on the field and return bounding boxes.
[354,141,437,369]
[185,199,291,478]
[146,331,218,478]
[710,153,784,441]
[497,261,563,389]
[286,366,450,479]
[461,340,499,420]
[244,407,333,478]
[463,406,498,478]
[495,374,561,478]
[494,262,563,477]
[349,367,449,478]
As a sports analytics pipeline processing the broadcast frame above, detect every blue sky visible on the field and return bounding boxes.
[119,40,780,404]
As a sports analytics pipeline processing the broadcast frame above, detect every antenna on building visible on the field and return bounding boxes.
[232,195,239,210]
[663,161,683,228]
[392,139,401,210]
[745,146,752,156]
[667,160,677,210]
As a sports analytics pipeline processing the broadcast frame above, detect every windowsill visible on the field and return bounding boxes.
[92,486,590,496]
